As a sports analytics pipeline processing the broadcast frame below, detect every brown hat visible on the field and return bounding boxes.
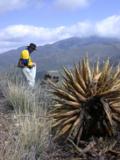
[28,43,37,50]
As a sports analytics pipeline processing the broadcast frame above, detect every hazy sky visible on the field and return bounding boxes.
[0,0,120,53]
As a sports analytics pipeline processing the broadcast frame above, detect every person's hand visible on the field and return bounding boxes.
[32,62,36,67]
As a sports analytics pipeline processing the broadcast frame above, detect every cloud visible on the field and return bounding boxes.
[96,15,120,37]
[54,0,92,10]
[0,0,44,13]
[0,23,93,52]
[0,0,91,13]
[0,0,27,13]
[0,15,120,53]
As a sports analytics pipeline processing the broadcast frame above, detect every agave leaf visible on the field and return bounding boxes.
[63,100,81,108]
[81,58,88,82]
[112,65,120,80]
[111,83,120,90]
[64,81,86,99]
[112,115,120,122]
[56,123,72,139]
[53,98,81,108]
[63,67,73,80]
[50,105,64,113]
[65,66,87,96]
[101,98,113,127]
[102,58,110,76]
[89,72,102,96]
[107,97,120,102]
[111,104,120,108]
[54,103,63,107]
[68,117,81,137]
[72,79,86,96]
[52,118,67,128]
[60,81,87,102]
[62,115,77,126]
[101,90,120,98]
[69,109,84,140]
[110,99,120,105]
[71,89,86,102]
[94,58,100,75]
[111,107,120,114]
[53,109,80,118]
[53,88,78,101]
[97,71,113,93]
[76,126,83,146]
[74,64,87,90]
[103,120,113,136]
[75,110,84,145]
[97,59,110,91]
[86,56,93,83]
[93,72,102,82]
[99,88,120,97]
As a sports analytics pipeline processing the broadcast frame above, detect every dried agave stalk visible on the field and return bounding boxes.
[51,57,120,145]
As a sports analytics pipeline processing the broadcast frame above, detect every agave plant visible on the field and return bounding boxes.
[51,57,120,145]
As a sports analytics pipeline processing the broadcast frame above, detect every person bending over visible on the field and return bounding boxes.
[18,43,37,87]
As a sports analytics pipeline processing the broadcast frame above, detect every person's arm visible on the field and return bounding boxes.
[18,58,29,67]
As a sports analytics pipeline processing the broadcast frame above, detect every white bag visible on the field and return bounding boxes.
[22,66,36,87]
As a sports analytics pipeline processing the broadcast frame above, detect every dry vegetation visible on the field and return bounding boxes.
[0,58,120,160]
[0,69,54,160]
[51,57,120,159]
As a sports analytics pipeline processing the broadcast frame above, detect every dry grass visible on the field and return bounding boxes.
[4,81,34,112]
[1,112,52,160]
[0,69,54,160]
[2,62,120,160]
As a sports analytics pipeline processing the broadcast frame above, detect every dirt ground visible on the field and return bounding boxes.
[0,88,120,160]
[0,90,13,158]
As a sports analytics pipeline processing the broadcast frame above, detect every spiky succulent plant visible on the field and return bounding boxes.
[51,57,120,145]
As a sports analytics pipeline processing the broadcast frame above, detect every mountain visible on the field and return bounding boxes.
[0,36,120,72]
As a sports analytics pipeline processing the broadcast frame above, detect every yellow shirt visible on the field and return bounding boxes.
[20,49,33,67]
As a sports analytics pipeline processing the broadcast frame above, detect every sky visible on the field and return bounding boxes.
[0,0,120,53]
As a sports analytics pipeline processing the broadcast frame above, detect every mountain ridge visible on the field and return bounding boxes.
[0,36,120,72]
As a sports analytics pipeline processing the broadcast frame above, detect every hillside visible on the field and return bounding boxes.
[0,36,120,72]
[1,60,120,160]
